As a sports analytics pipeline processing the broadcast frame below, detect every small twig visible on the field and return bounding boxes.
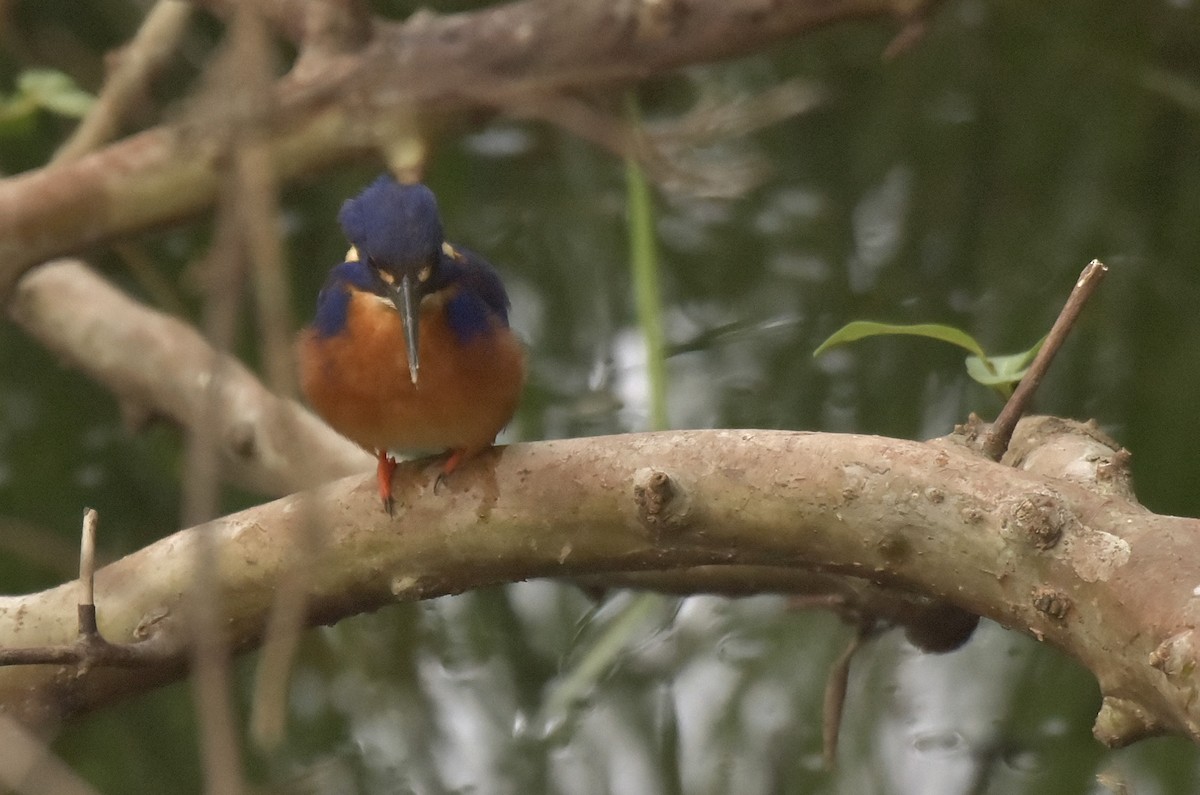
[981,259,1108,460]
[239,141,295,397]
[78,508,99,638]
[52,0,193,164]
[511,80,820,200]
[0,635,174,668]
[0,509,172,668]
[821,629,864,770]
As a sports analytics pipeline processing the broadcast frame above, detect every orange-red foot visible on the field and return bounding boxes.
[433,448,469,495]
[376,450,398,514]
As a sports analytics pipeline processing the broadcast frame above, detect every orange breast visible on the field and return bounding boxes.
[299,290,525,455]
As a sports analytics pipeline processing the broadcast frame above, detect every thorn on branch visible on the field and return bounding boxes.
[981,259,1108,461]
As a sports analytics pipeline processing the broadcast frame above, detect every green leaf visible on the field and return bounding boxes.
[814,321,991,363]
[964,335,1045,387]
[16,69,94,118]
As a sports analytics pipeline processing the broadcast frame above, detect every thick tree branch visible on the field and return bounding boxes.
[0,424,1195,749]
[0,0,940,296]
[6,257,1185,747]
[7,259,978,651]
[8,259,979,658]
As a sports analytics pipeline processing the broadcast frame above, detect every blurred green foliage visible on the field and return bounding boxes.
[0,69,93,138]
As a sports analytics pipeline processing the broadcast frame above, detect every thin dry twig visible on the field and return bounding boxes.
[216,6,328,754]
[0,0,942,297]
[0,509,170,668]
[821,630,863,770]
[53,0,193,164]
[981,259,1108,460]
[511,79,822,199]
[178,20,267,790]
[185,228,248,793]
[77,509,98,637]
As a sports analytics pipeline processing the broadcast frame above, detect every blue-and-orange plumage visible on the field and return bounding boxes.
[299,176,525,511]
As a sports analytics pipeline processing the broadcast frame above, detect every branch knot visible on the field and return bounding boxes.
[1005,492,1071,550]
[633,467,690,536]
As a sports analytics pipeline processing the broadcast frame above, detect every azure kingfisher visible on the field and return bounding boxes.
[299,175,526,512]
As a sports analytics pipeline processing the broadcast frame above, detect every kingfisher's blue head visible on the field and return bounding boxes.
[338,177,444,271]
[336,176,446,386]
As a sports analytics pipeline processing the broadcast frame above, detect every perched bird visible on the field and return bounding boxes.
[299,176,526,512]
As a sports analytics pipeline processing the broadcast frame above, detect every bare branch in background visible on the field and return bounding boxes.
[52,1,194,164]
[0,0,941,296]
[7,260,369,496]
[0,715,99,795]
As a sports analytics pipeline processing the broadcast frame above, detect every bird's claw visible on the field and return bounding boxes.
[376,451,398,515]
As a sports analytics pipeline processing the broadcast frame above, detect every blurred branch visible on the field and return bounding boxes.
[6,260,369,497]
[181,18,262,785]
[0,715,99,795]
[51,0,193,164]
[195,0,372,53]
[0,0,942,297]
[0,419,1194,751]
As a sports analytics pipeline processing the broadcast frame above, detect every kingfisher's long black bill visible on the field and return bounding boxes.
[391,275,420,386]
